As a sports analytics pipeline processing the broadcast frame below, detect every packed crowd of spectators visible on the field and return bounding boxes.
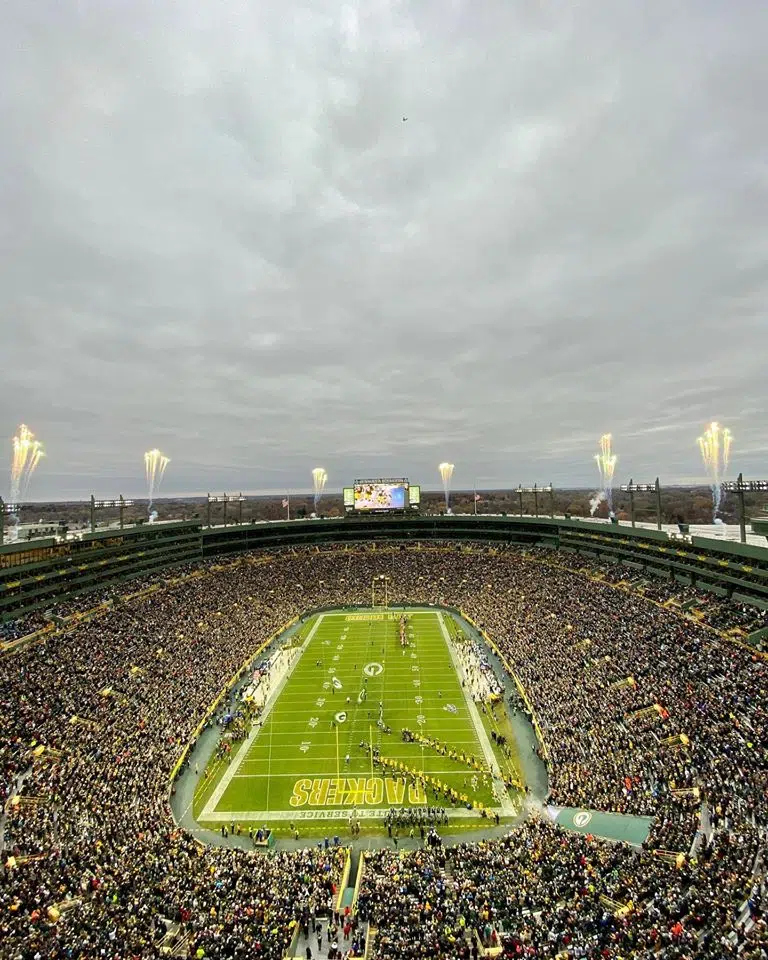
[1,542,765,957]
[696,597,768,633]
[0,611,51,643]
[543,553,768,634]
[0,563,207,642]
[1,565,344,958]
[464,550,767,844]
[358,819,765,959]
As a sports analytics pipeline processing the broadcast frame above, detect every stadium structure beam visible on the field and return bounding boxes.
[722,474,768,543]
[90,495,135,533]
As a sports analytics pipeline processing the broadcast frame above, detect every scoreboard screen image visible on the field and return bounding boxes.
[353,481,408,512]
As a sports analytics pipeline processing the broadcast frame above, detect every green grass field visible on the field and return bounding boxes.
[196,609,519,831]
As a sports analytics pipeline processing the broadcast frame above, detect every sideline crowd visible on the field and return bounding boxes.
[0,542,765,957]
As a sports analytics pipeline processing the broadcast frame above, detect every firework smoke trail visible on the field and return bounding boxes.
[438,462,454,511]
[312,467,327,512]
[594,434,618,510]
[697,422,732,519]
[8,425,45,526]
[144,449,170,516]
[589,491,606,516]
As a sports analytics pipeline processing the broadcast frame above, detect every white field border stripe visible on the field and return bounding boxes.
[437,611,516,816]
[231,768,490,779]
[200,614,326,819]
[198,806,497,823]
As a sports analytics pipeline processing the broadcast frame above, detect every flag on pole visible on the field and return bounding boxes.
[282,498,289,508]
[474,493,481,502]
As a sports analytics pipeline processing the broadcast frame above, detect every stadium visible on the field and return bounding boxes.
[3,0,767,955]
[1,501,767,959]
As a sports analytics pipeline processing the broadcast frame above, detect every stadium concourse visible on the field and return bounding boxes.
[0,543,765,958]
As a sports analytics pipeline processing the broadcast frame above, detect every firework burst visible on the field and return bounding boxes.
[144,449,170,515]
[312,467,327,512]
[697,422,732,519]
[9,424,44,513]
[594,434,618,511]
[438,462,455,512]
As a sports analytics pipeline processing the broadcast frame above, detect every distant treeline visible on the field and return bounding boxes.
[8,486,766,531]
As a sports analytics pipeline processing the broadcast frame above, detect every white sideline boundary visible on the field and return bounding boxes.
[200,615,325,820]
[437,611,516,817]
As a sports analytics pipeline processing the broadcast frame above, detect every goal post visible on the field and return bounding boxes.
[371,575,390,608]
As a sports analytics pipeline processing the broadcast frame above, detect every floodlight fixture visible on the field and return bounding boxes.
[721,474,768,542]
[516,483,555,518]
[206,493,247,527]
[619,479,662,530]
[89,494,134,532]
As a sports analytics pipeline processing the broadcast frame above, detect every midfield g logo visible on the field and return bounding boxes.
[335,712,347,724]
[573,811,592,828]
[363,662,384,677]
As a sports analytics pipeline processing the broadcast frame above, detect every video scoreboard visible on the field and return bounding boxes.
[343,479,420,514]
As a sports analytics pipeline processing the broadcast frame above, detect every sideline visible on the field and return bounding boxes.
[459,608,550,761]
[168,614,300,786]
[437,611,516,817]
[199,615,325,820]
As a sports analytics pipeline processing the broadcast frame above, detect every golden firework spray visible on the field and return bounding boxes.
[9,424,45,509]
[594,434,618,510]
[438,462,455,511]
[144,449,170,514]
[312,467,327,511]
[697,422,732,519]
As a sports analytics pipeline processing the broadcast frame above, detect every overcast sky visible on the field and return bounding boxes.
[1,1,767,500]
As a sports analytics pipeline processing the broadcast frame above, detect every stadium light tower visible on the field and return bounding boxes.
[90,495,135,533]
[0,498,19,546]
[619,478,662,530]
[206,493,246,528]
[518,484,554,518]
[721,474,768,543]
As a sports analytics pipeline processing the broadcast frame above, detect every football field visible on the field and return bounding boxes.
[196,609,518,828]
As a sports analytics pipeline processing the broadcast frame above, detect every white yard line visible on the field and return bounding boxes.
[437,611,516,817]
[199,614,326,820]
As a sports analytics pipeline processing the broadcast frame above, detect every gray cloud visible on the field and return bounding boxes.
[1,0,767,499]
